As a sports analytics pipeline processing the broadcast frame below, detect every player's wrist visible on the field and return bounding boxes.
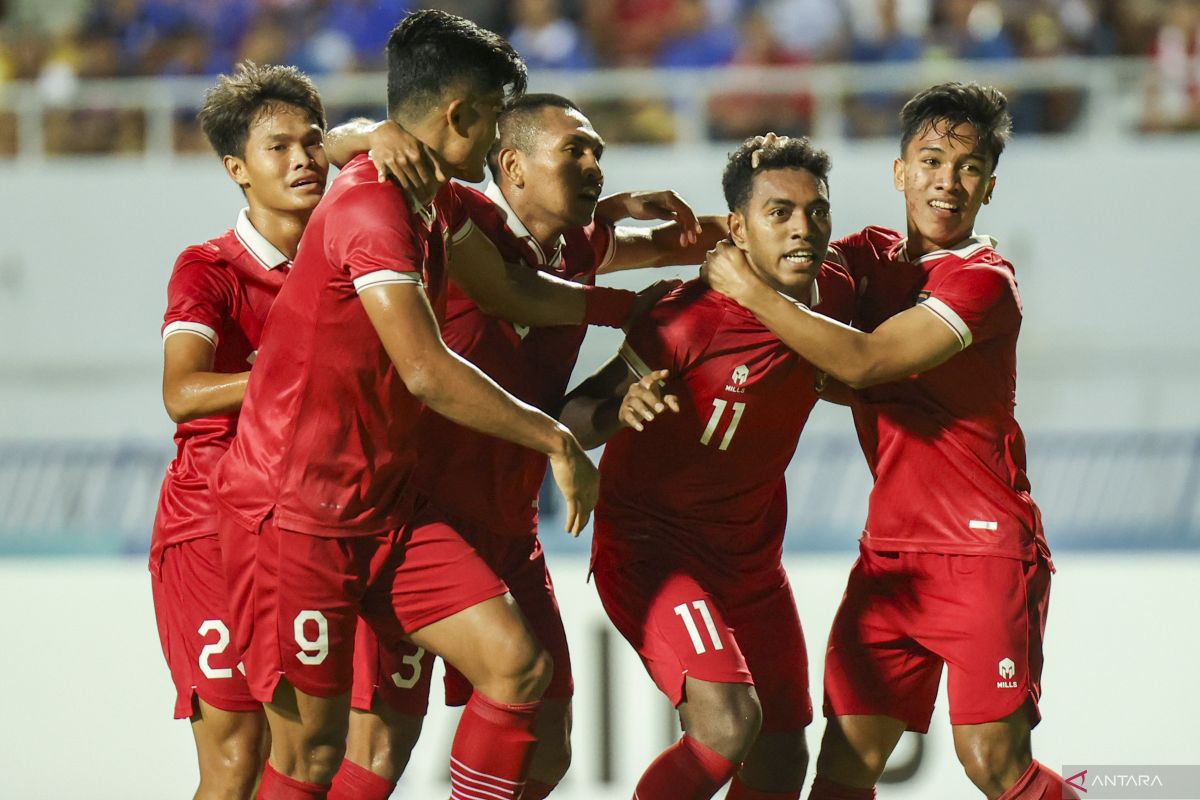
[583,285,637,328]
[595,192,634,224]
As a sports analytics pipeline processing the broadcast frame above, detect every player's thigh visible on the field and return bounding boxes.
[593,559,752,708]
[243,520,378,702]
[443,536,574,706]
[154,536,260,720]
[725,571,813,734]
[823,548,943,733]
[931,554,1052,729]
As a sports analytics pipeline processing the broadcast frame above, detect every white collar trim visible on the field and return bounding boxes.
[484,181,564,267]
[234,208,290,270]
[899,233,998,264]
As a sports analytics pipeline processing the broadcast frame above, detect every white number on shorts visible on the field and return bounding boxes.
[293,610,330,666]
[673,600,725,655]
[390,647,427,690]
[197,620,233,679]
[699,399,745,451]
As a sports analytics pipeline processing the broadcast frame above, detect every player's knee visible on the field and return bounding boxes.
[955,731,1030,796]
[687,688,763,761]
[817,719,890,783]
[285,728,348,785]
[489,642,554,702]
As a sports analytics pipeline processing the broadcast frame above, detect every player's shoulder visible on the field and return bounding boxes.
[814,258,856,323]
[172,230,238,276]
[935,235,1016,281]
[647,279,729,331]
[326,154,416,218]
[834,225,903,256]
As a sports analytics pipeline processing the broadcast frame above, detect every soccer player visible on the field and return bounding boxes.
[149,62,329,800]
[559,137,856,800]
[327,92,728,800]
[207,12,602,799]
[701,84,1079,800]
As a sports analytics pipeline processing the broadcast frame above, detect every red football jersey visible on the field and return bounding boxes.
[409,183,615,537]
[210,155,471,537]
[837,225,1049,561]
[595,265,855,576]
[150,210,291,572]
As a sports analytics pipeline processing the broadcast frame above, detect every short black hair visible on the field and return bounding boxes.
[386,9,527,122]
[899,82,1012,170]
[198,61,325,160]
[722,136,832,212]
[487,93,585,180]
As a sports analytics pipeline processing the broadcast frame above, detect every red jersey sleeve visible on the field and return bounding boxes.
[618,284,719,379]
[162,248,234,347]
[324,182,426,292]
[440,181,476,245]
[586,219,617,274]
[922,261,1021,349]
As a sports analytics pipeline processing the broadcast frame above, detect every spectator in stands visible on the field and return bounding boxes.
[317,0,410,71]
[845,0,926,137]
[509,0,594,70]
[932,0,1017,60]
[655,0,738,68]
[757,0,848,62]
[1143,0,1200,131]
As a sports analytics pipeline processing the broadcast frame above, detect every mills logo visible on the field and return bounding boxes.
[996,657,1018,689]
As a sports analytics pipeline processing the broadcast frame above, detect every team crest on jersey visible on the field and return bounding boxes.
[725,364,750,393]
[996,657,1018,689]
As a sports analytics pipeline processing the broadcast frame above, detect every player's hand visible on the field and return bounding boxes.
[367,120,446,204]
[749,131,789,168]
[548,432,599,537]
[624,279,680,331]
[619,369,680,432]
[616,190,703,246]
[701,240,767,305]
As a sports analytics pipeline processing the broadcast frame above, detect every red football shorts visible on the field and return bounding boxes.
[218,510,507,704]
[593,552,812,733]
[823,546,1052,732]
[353,522,573,714]
[151,535,260,719]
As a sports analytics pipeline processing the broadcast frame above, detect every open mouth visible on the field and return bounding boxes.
[929,199,960,213]
[291,176,322,189]
[782,250,816,266]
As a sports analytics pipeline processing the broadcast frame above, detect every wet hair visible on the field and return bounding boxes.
[198,61,325,160]
[722,136,832,212]
[899,82,1012,170]
[386,9,527,122]
[486,93,585,180]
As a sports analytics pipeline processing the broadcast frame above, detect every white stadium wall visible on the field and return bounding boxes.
[0,138,1198,443]
[2,553,1198,798]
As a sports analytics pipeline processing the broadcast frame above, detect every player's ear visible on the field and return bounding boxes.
[224,154,250,189]
[446,97,471,139]
[892,157,906,192]
[728,211,747,248]
[498,147,522,188]
[983,174,996,205]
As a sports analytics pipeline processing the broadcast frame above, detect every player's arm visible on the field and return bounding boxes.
[359,282,598,534]
[161,333,248,423]
[595,190,728,273]
[559,356,680,449]
[324,118,444,202]
[702,241,960,388]
[449,225,675,328]
[815,373,856,406]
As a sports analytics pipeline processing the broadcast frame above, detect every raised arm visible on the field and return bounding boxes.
[702,241,960,389]
[324,118,444,202]
[358,281,598,534]
[161,333,248,423]
[594,190,729,273]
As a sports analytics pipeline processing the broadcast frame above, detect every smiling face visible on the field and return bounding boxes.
[729,167,832,300]
[894,119,995,256]
[506,105,605,231]
[227,102,328,214]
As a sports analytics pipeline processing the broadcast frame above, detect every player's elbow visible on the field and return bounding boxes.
[163,388,196,424]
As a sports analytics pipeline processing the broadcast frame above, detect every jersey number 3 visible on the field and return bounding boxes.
[699,399,745,450]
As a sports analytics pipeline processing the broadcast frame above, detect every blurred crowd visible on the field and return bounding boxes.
[1,0,1198,155]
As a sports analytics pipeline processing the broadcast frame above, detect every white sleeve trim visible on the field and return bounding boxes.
[919,297,972,349]
[162,321,218,347]
[618,340,662,385]
[596,222,619,272]
[353,269,425,293]
[450,217,476,245]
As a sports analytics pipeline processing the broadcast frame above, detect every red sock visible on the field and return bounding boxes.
[521,779,556,799]
[634,735,739,800]
[998,760,1081,800]
[257,762,328,800]
[327,758,396,800]
[450,692,541,799]
[808,775,876,800]
[724,775,801,800]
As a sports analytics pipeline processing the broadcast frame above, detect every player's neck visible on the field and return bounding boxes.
[507,191,566,252]
[245,205,308,260]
